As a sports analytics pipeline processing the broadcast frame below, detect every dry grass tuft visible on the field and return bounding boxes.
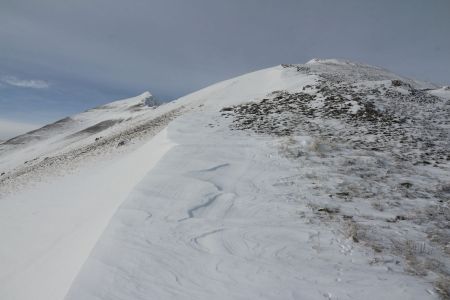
[435,276,450,300]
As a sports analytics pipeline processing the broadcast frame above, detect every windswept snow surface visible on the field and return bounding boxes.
[1,61,449,300]
[66,112,434,300]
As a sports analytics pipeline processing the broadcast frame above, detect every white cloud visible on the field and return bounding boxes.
[0,119,41,141]
[1,76,50,89]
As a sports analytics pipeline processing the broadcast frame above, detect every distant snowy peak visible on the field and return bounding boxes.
[135,91,160,107]
[94,91,158,110]
[143,93,160,107]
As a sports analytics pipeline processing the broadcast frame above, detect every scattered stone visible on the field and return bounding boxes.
[391,79,403,87]
[336,192,350,198]
[400,182,413,188]
[317,207,340,214]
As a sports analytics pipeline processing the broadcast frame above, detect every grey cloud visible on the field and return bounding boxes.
[1,75,50,89]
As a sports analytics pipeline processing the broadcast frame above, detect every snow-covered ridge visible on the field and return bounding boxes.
[1,59,449,300]
[429,86,450,100]
[306,57,379,68]
[303,58,439,90]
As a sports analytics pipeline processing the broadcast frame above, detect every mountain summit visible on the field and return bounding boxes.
[1,60,449,300]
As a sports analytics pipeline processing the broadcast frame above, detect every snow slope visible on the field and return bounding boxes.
[1,60,449,300]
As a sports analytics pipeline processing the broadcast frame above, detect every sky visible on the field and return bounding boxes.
[0,0,449,140]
